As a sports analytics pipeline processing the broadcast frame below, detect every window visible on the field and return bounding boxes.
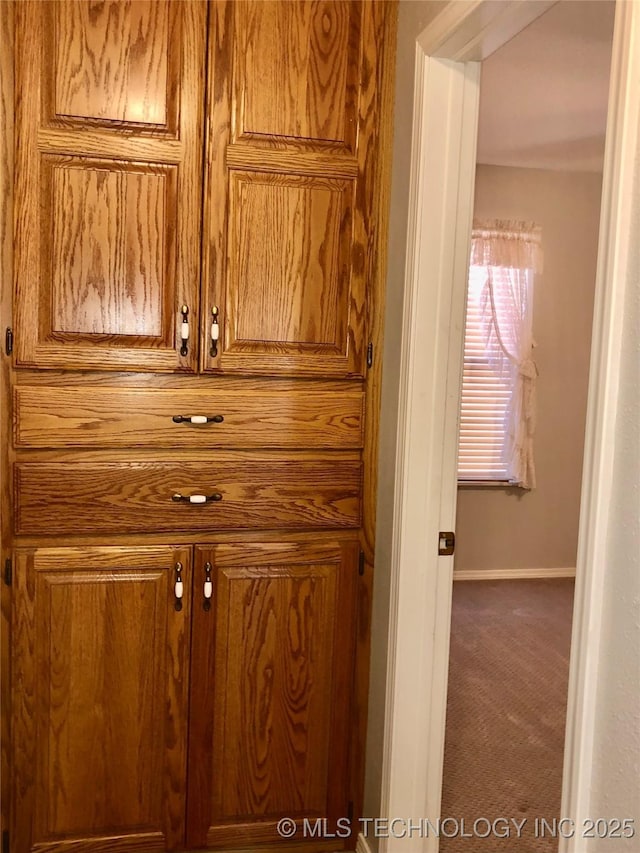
[457,221,542,489]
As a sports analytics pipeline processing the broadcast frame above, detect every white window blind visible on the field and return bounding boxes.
[458,265,515,481]
[459,220,542,487]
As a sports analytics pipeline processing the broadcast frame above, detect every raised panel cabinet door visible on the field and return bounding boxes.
[14,1,206,372]
[11,546,192,853]
[186,540,359,849]
[202,1,390,376]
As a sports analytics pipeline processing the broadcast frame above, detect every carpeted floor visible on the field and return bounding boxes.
[439,579,574,853]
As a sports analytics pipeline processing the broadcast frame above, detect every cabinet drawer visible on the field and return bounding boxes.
[14,386,364,449]
[14,456,362,535]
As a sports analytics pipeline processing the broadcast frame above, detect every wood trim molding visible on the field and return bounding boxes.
[559,2,640,849]
[353,0,399,834]
[419,0,555,62]
[356,832,374,853]
[378,47,480,853]
[0,0,13,841]
[453,567,576,581]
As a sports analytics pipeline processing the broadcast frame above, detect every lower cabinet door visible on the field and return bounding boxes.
[186,539,359,850]
[12,545,193,853]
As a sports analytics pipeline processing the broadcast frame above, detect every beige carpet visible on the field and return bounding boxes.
[439,579,574,853]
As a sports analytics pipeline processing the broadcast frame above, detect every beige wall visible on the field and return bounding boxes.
[455,165,603,572]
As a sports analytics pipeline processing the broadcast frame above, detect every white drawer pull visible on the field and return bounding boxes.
[172,492,223,504]
[172,414,224,425]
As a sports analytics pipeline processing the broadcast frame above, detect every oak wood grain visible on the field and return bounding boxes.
[0,2,13,843]
[360,0,397,560]
[52,1,172,128]
[202,1,366,377]
[353,2,398,829]
[14,1,205,373]
[38,130,183,163]
[12,546,191,852]
[14,386,365,450]
[198,0,232,374]
[229,171,349,347]
[7,5,398,852]
[226,144,358,179]
[14,456,362,535]
[186,540,358,849]
[12,529,362,553]
[13,371,364,394]
[236,2,358,149]
[48,159,169,337]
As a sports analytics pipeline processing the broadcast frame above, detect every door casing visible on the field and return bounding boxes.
[377,2,638,852]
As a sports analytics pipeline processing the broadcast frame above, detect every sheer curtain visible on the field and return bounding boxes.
[470,220,543,489]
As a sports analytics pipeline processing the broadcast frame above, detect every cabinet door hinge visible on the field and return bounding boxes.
[3,559,11,587]
[5,328,13,356]
[358,550,365,576]
[2,828,9,853]
[366,342,373,369]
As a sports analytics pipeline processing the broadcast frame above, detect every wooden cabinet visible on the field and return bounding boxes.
[12,546,193,853]
[5,1,396,852]
[14,0,382,378]
[186,541,359,849]
[11,540,359,853]
[202,1,370,377]
[14,455,362,535]
[14,1,206,373]
[13,385,365,449]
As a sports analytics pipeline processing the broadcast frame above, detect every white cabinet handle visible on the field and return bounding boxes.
[203,562,213,611]
[172,492,223,504]
[179,305,189,356]
[174,562,184,611]
[210,306,219,358]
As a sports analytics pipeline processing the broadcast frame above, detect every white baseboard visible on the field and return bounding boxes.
[356,833,373,853]
[453,567,576,581]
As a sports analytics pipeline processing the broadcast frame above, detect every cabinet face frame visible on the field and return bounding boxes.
[13,1,207,374]
[0,0,14,844]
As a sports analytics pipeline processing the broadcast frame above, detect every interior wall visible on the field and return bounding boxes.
[585,146,640,851]
[363,0,444,844]
[365,0,639,849]
[455,164,603,572]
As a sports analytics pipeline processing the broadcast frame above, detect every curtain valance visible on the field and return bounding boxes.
[471,219,544,275]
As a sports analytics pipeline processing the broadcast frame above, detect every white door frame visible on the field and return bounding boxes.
[377,2,639,852]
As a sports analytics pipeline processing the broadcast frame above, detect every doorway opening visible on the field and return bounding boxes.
[372,1,637,852]
[441,6,614,848]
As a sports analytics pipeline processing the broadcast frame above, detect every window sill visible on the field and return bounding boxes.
[457,479,514,489]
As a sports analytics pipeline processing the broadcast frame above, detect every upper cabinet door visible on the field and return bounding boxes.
[202,1,384,376]
[14,1,206,372]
